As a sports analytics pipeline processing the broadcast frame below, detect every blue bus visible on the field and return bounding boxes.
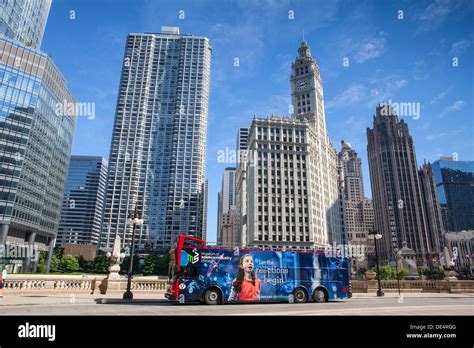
[166,235,352,305]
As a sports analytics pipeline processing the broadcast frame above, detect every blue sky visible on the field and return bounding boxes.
[42,0,474,243]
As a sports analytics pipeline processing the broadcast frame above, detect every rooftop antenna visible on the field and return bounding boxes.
[302,29,305,42]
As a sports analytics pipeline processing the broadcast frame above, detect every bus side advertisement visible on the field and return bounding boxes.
[176,248,351,303]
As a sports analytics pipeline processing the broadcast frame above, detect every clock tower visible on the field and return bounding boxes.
[290,40,327,137]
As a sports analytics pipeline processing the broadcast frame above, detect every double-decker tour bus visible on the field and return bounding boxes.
[166,235,352,305]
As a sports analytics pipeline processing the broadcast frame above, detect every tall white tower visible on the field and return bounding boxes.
[290,40,344,245]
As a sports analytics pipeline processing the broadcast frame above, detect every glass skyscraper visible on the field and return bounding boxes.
[100,27,211,253]
[0,0,51,50]
[432,157,474,231]
[0,37,76,272]
[57,156,108,246]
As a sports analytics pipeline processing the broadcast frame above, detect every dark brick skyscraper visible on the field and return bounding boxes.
[367,105,442,267]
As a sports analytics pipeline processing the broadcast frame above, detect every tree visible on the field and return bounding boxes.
[78,256,94,273]
[143,252,159,275]
[370,264,408,280]
[120,255,140,274]
[93,255,110,274]
[60,254,80,272]
[50,255,60,273]
[459,264,472,279]
[156,249,171,276]
[53,246,64,260]
[396,268,409,280]
[36,251,47,273]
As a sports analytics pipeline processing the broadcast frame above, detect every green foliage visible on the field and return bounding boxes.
[50,255,60,273]
[60,254,80,272]
[142,252,159,275]
[396,268,409,280]
[78,255,94,273]
[93,255,110,274]
[419,267,445,279]
[53,246,64,260]
[36,251,47,273]
[157,249,171,276]
[459,264,471,278]
[370,264,409,280]
[120,256,140,274]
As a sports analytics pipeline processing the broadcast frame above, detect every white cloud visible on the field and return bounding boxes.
[430,86,452,104]
[395,80,407,89]
[442,100,465,114]
[326,84,368,109]
[354,38,386,63]
[450,40,471,56]
[415,0,460,35]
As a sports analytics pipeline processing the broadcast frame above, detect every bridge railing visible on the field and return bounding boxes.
[351,279,474,293]
[3,274,168,294]
[3,275,474,294]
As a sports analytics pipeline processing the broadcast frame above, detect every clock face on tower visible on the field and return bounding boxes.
[296,79,309,91]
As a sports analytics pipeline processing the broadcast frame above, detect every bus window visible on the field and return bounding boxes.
[180,250,189,267]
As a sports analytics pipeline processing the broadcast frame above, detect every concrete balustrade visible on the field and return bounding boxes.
[3,274,168,295]
[351,279,474,293]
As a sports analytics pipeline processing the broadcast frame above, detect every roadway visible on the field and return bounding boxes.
[0,292,472,315]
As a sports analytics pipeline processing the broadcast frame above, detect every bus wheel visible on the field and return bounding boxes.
[294,288,308,303]
[204,288,221,305]
[313,288,328,303]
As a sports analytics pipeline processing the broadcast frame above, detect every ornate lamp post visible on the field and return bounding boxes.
[123,208,144,300]
[369,230,384,297]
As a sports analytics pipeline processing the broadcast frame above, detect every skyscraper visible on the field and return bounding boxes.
[338,141,373,270]
[367,105,442,266]
[237,127,249,156]
[217,167,237,245]
[235,128,249,247]
[431,157,474,232]
[101,27,211,253]
[0,37,77,272]
[238,39,343,250]
[290,40,343,246]
[57,156,108,246]
[0,0,52,50]
[418,162,445,251]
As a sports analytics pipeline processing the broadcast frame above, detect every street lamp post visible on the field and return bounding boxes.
[369,230,384,297]
[123,208,144,300]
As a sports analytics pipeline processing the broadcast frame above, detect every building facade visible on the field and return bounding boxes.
[444,230,473,275]
[100,27,211,253]
[431,157,474,232]
[418,162,445,251]
[0,0,51,50]
[0,37,76,272]
[217,167,238,246]
[338,141,374,270]
[367,105,442,267]
[238,40,343,250]
[57,156,108,246]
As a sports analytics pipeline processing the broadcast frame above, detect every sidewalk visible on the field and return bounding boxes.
[0,291,472,307]
[353,292,474,298]
[0,292,167,306]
